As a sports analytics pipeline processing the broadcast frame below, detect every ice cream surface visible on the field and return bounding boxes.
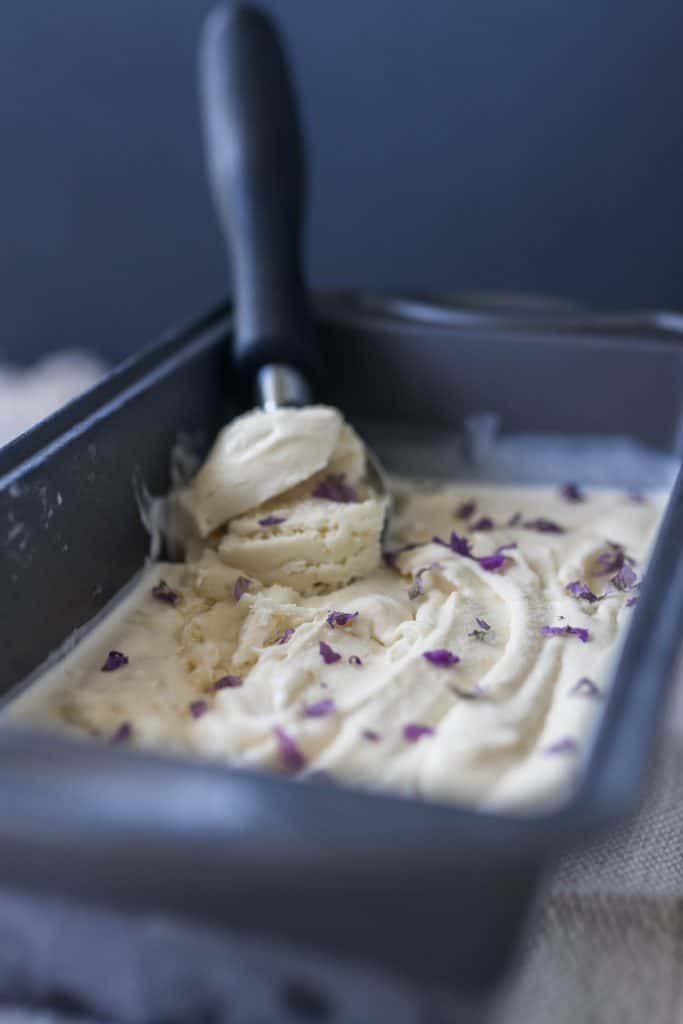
[8,407,665,809]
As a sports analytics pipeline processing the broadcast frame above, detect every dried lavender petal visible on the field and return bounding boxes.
[540,625,590,643]
[476,553,506,572]
[508,512,522,527]
[626,596,639,607]
[275,627,295,645]
[362,729,380,742]
[570,677,602,698]
[454,500,477,520]
[313,473,358,503]
[471,516,495,532]
[611,563,638,591]
[189,700,209,719]
[258,515,286,527]
[233,576,252,602]
[111,722,132,744]
[151,579,179,605]
[349,655,363,666]
[475,616,490,631]
[274,726,306,772]
[304,698,336,718]
[403,723,435,742]
[566,580,601,603]
[594,543,626,575]
[432,531,473,557]
[423,648,460,667]
[408,576,424,600]
[560,482,584,503]
[212,674,243,691]
[326,610,359,628]
[543,736,578,755]
[319,641,341,665]
[523,517,566,534]
[627,490,646,503]
[101,650,128,672]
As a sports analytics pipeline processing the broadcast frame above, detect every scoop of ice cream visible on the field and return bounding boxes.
[181,405,344,537]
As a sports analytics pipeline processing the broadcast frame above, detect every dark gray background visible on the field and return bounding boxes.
[1,0,682,362]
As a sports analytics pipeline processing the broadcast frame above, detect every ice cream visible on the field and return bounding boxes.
[7,408,665,809]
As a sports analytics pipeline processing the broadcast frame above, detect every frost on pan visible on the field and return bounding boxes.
[566,580,602,603]
[312,473,358,503]
[303,698,336,718]
[326,610,359,628]
[523,517,566,534]
[423,648,460,667]
[540,625,590,643]
[189,700,209,719]
[233,576,252,602]
[111,722,132,744]
[151,579,179,605]
[560,482,585,503]
[274,726,306,772]
[570,677,602,698]
[319,641,341,664]
[101,650,128,672]
[543,736,578,755]
[258,515,286,527]
[454,500,476,520]
[212,674,243,690]
[348,655,363,666]
[471,516,494,532]
[403,723,435,742]
[275,627,295,645]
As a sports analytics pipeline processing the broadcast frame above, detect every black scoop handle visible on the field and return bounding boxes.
[199,3,322,387]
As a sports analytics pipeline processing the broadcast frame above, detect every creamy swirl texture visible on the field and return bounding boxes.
[8,407,664,809]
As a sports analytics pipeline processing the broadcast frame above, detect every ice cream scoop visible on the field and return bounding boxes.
[197,3,390,539]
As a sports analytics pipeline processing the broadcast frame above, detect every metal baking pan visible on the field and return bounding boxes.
[1,291,683,999]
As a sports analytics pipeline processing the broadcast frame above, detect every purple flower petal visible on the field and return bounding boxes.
[212,674,243,691]
[560,482,584,503]
[471,516,495,532]
[189,699,209,719]
[476,553,506,572]
[151,579,179,605]
[594,543,626,575]
[349,655,363,666]
[543,736,578,755]
[102,650,128,672]
[275,627,295,645]
[626,596,639,607]
[313,473,358,503]
[475,617,491,631]
[523,517,566,534]
[362,728,380,741]
[423,648,460,667]
[540,625,590,643]
[258,514,286,527]
[326,610,359,628]
[611,563,638,591]
[454,500,477,520]
[570,677,602,698]
[274,726,306,772]
[233,576,252,602]
[403,723,435,742]
[111,721,132,744]
[432,531,473,557]
[566,580,601,603]
[319,641,341,665]
[304,698,336,718]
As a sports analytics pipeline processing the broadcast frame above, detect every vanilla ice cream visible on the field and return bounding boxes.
[7,407,664,809]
